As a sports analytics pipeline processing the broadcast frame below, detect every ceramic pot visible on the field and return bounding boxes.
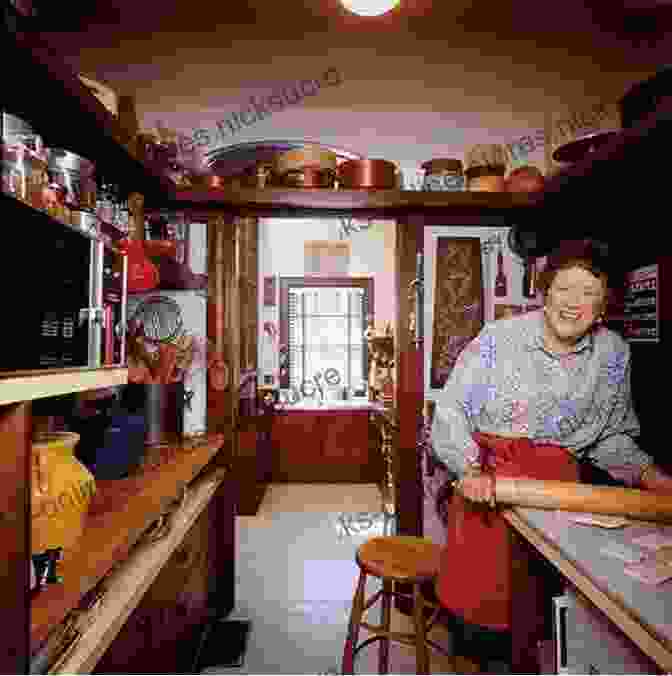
[31,432,96,557]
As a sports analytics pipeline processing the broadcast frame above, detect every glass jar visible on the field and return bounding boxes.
[421,158,465,191]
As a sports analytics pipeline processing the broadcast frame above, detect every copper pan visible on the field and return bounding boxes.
[337,159,398,189]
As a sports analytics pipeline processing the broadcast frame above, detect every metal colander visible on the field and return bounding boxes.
[131,296,184,344]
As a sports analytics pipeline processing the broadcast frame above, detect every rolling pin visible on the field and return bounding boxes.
[463,478,672,523]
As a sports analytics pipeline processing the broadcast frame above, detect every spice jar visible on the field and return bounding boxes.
[421,159,465,191]
[464,143,508,192]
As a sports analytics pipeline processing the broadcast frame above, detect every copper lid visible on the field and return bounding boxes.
[421,158,463,174]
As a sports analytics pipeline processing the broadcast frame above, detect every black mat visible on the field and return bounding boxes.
[192,619,251,671]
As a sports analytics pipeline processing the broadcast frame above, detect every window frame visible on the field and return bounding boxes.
[278,276,374,392]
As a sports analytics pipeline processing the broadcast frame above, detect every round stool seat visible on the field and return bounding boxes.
[356,536,441,583]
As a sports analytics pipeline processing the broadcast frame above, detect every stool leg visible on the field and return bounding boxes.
[378,579,393,675]
[342,570,367,675]
[413,583,430,675]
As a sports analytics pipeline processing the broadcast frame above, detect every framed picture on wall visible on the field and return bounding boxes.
[430,237,484,390]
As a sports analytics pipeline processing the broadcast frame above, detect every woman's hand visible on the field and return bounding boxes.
[640,465,672,494]
[457,474,496,507]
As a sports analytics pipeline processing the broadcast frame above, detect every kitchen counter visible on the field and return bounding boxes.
[278,399,383,412]
[503,507,672,673]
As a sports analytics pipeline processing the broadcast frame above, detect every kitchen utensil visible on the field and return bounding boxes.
[131,295,184,345]
[551,130,619,164]
[486,478,672,523]
[495,243,507,297]
[47,149,97,212]
[337,159,398,189]
[155,343,179,384]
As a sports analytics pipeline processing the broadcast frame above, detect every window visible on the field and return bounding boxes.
[279,277,373,397]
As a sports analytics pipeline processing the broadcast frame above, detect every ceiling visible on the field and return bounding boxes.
[34,0,671,53]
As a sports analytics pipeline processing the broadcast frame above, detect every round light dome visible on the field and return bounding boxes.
[340,0,401,16]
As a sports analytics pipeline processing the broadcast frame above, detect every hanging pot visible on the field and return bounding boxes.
[337,159,398,189]
[551,130,619,164]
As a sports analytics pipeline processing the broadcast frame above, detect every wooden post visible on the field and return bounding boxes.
[0,403,31,674]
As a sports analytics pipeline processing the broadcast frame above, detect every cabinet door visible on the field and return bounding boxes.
[321,412,376,481]
[271,412,323,481]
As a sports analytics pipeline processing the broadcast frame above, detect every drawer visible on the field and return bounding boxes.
[556,587,658,675]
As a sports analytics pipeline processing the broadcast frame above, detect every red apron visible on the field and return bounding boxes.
[436,432,579,631]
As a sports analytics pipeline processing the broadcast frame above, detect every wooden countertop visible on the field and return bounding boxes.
[30,433,226,646]
[504,507,672,673]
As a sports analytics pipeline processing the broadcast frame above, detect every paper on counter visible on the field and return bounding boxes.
[599,541,645,564]
[561,511,630,528]
[631,532,672,550]
[623,560,672,586]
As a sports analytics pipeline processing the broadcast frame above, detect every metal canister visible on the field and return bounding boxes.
[421,158,465,191]
[47,149,97,212]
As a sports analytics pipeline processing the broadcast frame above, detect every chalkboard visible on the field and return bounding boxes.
[611,264,659,343]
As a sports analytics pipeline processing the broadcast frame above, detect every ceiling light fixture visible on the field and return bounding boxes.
[340,0,401,17]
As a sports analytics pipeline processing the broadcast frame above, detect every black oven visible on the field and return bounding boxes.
[4,207,127,372]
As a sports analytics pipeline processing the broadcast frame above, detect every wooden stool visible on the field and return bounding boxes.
[341,536,452,675]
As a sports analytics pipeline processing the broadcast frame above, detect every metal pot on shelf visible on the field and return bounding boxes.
[47,148,97,212]
[337,159,398,189]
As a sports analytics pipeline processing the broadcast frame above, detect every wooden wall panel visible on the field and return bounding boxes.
[395,219,423,537]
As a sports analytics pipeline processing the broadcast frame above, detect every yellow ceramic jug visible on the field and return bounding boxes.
[31,432,96,558]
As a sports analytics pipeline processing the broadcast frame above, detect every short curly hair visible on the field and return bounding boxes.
[537,239,615,311]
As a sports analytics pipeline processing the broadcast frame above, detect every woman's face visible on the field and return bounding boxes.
[544,265,607,350]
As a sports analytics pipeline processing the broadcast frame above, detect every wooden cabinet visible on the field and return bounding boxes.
[94,472,236,674]
[271,409,381,483]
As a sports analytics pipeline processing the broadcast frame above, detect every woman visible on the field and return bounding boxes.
[431,239,672,672]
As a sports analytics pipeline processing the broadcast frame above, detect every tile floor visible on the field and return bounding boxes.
[202,484,478,675]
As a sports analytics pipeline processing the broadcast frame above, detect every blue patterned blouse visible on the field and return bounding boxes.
[431,310,653,486]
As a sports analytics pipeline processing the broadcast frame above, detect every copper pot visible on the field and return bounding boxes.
[280,167,336,188]
[337,159,398,189]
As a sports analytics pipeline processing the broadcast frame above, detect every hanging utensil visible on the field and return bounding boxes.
[131,296,184,345]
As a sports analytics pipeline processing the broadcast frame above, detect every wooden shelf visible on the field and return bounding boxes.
[4,8,174,203]
[30,433,225,646]
[48,466,227,675]
[2,193,120,253]
[167,186,535,220]
[0,367,127,406]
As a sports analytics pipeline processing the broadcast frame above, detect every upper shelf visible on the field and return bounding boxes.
[167,186,536,222]
[4,7,175,203]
